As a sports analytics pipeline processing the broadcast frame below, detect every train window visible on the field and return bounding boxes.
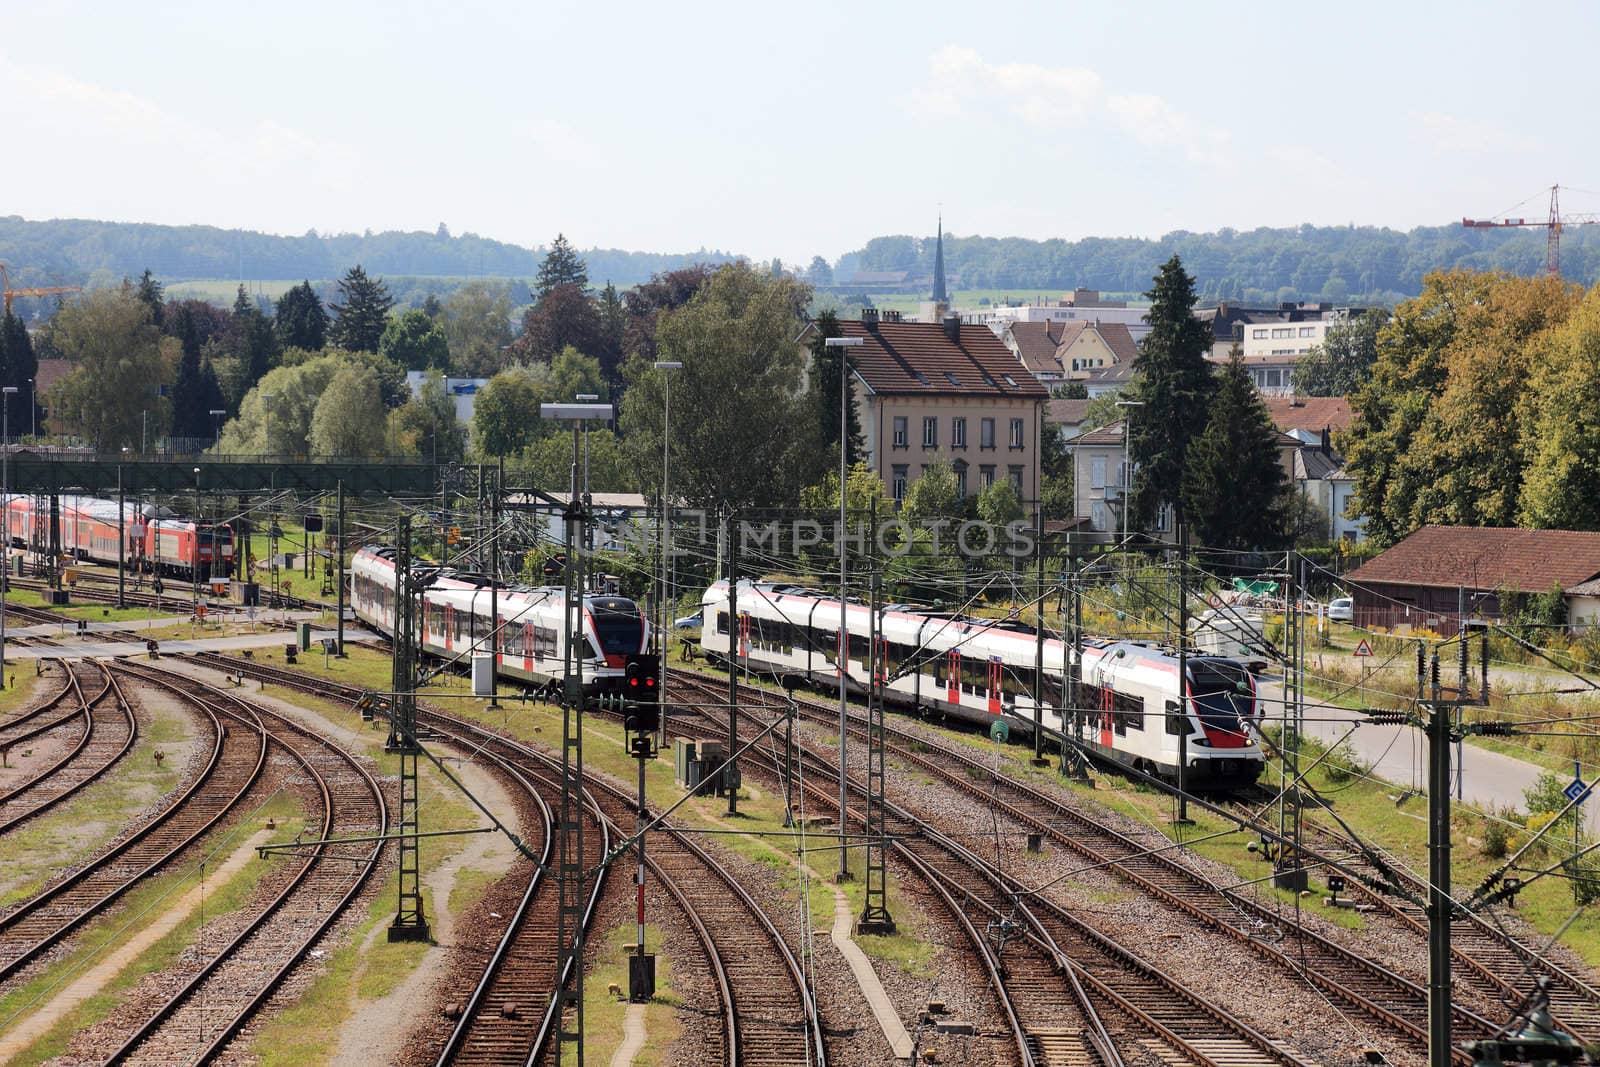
[1188,661,1254,741]
[1113,690,1144,733]
[716,611,730,635]
[847,631,869,658]
[1165,700,1183,736]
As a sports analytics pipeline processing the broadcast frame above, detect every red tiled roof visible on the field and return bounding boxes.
[827,319,1048,398]
[1007,321,1070,375]
[1093,322,1140,365]
[1349,526,1600,595]
[1045,398,1091,425]
[1263,396,1354,434]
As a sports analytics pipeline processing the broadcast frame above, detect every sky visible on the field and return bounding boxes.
[3,0,1596,266]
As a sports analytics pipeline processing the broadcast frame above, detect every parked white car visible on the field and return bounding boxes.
[1328,596,1353,622]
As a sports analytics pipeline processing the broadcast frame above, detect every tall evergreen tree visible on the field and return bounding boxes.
[328,265,395,353]
[1125,255,1216,530]
[275,280,329,351]
[0,311,38,437]
[534,233,588,299]
[807,311,864,473]
[598,281,626,379]
[226,287,281,392]
[133,269,164,327]
[170,343,208,438]
[1182,352,1289,551]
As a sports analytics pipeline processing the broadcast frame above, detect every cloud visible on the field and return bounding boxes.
[909,45,1226,166]
[1412,111,1541,155]
[0,63,360,191]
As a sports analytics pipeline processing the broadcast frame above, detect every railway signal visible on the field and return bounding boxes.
[623,653,660,736]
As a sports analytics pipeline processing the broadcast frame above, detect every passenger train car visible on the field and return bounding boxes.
[700,579,1264,790]
[3,495,234,580]
[350,545,648,697]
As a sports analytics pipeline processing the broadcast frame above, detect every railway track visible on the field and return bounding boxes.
[667,670,1306,1067]
[677,666,1526,1063]
[0,659,81,749]
[0,660,137,836]
[100,662,387,1065]
[186,652,828,1067]
[0,667,268,987]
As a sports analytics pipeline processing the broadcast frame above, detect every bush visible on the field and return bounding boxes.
[1322,742,1368,784]
[1482,814,1512,859]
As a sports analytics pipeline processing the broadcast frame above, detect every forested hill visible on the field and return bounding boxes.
[0,216,740,291]
[850,223,1600,303]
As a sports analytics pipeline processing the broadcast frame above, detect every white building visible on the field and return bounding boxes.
[960,289,1152,345]
[405,372,490,423]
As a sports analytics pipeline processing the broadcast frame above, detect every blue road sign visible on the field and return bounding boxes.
[1565,777,1591,805]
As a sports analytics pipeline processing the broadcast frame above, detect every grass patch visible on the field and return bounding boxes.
[562,924,681,1067]
[245,750,490,1066]
[0,791,306,1065]
[0,697,195,908]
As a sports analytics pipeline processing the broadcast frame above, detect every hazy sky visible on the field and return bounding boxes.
[3,0,1593,264]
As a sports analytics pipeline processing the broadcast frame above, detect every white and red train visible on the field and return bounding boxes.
[2,495,234,580]
[700,579,1265,790]
[349,545,648,697]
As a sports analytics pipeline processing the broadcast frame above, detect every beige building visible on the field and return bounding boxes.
[799,310,1048,509]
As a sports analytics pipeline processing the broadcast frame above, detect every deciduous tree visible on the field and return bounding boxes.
[379,308,450,371]
[510,283,603,364]
[1518,290,1600,529]
[472,367,548,457]
[441,280,514,377]
[328,265,395,353]
[622,265,714,363]
[45,289,173,449]
[1290,309,1388,397]
[519,430,636,492]
[310,365,387,456]
[389,370,466,463]
[618,263,811,510]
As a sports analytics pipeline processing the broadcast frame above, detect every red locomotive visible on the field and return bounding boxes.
[3,495,234,580]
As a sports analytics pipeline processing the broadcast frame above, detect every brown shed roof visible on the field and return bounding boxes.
[1045,398,1092,425]
[821,319,1048,398]
[1348,526,1600,595]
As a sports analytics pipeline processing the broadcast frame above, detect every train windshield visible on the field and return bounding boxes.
[588,600,643,656]
[1186,660,1255,739]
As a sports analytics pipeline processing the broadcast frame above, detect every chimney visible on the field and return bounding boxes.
[861,307,879,328]
[1321,426,1332,454]
[942,314,962,344]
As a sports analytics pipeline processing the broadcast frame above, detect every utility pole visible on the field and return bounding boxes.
[488,460,500,709]
[858,550,894,934]
[557,425,588,1067]
[1032,502,1047,766]
[386,517,428,942]
[724,510,739,817]
[1273,551,1307,891]
[1174,517,1191,824]
[335,480,345,656]
[116,467,125,610]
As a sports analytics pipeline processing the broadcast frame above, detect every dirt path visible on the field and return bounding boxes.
[330,756,518,1067]
[0,828,271,1062]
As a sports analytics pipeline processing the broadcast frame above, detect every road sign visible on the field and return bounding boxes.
[1565,777,1591,805]
[1352,639,1374,658]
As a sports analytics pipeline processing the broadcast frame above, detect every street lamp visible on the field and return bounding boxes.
[1,385,16,688]
[261,393,276,457]
[27,378,34,441]
[652,361,681,747]
[209,409,226,451]
[824,334,864,881]
[1114,399,1145,550]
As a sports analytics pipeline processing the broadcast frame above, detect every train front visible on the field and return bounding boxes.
[1181,657,1266,789]
[580,594,648,696]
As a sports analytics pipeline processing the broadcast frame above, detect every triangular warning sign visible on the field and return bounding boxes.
[1352,639,1374,657]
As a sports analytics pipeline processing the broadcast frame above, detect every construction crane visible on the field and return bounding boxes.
[1462,185,1600,277]
[0,263,82,316]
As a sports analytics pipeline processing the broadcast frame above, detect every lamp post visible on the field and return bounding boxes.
[27,378,34,441]
[1114,399,1145,553]
[209,409,226,451]
[1,385,16,688]
[652,361,681,746]
[824,334,864,881]
[261,393,276,457]
[576,393,599,555]
[192,466,202,616]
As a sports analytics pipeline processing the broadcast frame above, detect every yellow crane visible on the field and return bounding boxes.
[0,263,82,316]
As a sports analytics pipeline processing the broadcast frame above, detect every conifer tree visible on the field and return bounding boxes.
[1125,255,1216,530]
[133,269,164,327]
[328,265,395,353]
[275,280,329,351]
[1182,351,1289,551]
[807,310,863,472]
[0,311,37,436]
[534,234,588,299]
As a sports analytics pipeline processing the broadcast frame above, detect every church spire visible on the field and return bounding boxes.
[930,214,948,304]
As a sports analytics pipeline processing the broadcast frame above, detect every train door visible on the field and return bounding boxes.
[1099,686,1114,747]
[524,622,534,671]
[946,648,961,704]
[443,605,454,652]
[738,612,750,660]
[987,657,1002,716]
